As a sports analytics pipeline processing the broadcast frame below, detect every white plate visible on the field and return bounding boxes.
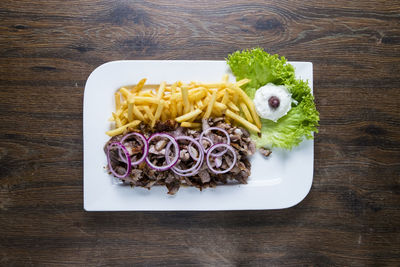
[83,60,313,211]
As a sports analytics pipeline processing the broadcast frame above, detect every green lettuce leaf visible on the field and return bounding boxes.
[226,48,319,149]
[227,48,296,98]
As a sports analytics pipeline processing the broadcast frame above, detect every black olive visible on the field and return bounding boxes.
[268,96,280,109]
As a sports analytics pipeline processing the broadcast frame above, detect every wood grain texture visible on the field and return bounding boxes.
[1,0,399,265]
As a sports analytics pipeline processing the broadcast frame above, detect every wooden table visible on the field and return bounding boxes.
[1,0,399,265]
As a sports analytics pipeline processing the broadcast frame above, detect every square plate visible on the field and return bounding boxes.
[83,60,313,211]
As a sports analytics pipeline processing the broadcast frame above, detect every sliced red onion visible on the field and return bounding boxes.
[206,143,237,174]
[166,136,204,174]
[106,142,131,178]
[120,132,148,165]
[170,164,202,177]
[199,127,230,157]
[118,149,128,164]
[145,133,179,171]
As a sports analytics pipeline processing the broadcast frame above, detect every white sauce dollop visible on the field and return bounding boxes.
[254,83,292,122]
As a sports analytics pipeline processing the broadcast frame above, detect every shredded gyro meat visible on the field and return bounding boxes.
[105,117,256,194]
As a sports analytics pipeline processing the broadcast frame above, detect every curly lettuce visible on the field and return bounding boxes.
[227,48,319,149]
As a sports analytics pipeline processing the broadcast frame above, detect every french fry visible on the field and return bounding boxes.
[133,105,145,121]
[196,100,203,109]
[216,90,225,101]
[150,104,157,113]
[112,112,122,128]
[170,84,177,118]
[163,100,169,109]
[176,109,202,123]
[177,101,183,116]
[106,120,141,136]
[138,91,154,97]
[188,86,203,93]
[227,101,240,112]
[132,78,147,93]
[232,93,239,104]
[189,90,206,102]
[128,102,134,122]
[199,96,210,110]
[181,122,202,128]
[226,87,235,95]
[170,100,177,118]
[156,81,166,100]
[225,110,260,133]
[115,107,124,117]
[122,111,128,120]
[235,78,250,87]
[143,114,149,123]
[240,102,253,123]
[119,87,131,100]
[115,92,121,110]
[232,85,261,128]
[221,90,229,104]
[214,102,227,111]
[181,86,190,114]
[144,106,155,122]
[112,112,118,120]
[132,96,161,105]
[232,85,252,106]
[203,90,217,119]
[249,105,261,129]
[169,93,183,101]
[152,100,165,127]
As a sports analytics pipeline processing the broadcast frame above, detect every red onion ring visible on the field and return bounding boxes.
[145,133,179,171]
[120,132,148,165]
[106,142,131,178]
[199,127,230,157]
[118,149,128,164]
[170,150,204,177]
[206,143,237,174]
[166,136,204,174]
[170,164,203,177]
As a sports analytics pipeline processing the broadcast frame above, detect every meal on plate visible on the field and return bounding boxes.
[104,48,319,194]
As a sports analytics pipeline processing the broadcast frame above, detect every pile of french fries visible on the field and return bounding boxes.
[106,75,261,137]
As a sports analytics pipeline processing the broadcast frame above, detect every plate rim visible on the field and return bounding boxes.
[83,60,314,211]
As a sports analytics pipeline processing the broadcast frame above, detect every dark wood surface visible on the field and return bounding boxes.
[1,0,399,265]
